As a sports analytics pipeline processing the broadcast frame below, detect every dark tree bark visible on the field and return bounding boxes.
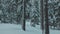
[40,0,44,34]
[22,0,26,31]
[22,0,30,31]
[44,0,49,34]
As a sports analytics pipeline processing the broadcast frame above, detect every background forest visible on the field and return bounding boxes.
[0,0,60,34]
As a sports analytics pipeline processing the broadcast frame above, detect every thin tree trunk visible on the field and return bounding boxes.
[40,0,44,34]
[15,0,19,24]
[44,0,49,34]
[22,0,26,31]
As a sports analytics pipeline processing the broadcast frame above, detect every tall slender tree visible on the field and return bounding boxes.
[44,0,49,34]
[15,0,19,24]
[22,0,30,31]
[22,0,26,31]
[40,0,44,34]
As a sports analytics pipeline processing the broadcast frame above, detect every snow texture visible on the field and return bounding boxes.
[0,21,60,34]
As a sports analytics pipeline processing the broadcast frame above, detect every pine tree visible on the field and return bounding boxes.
[22,0,30,31]
[44,0,49,34]
[40,0,44,34]
[22,0,26,31]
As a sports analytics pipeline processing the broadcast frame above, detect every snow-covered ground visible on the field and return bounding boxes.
[0,21,41,34]
[0,21,60,34]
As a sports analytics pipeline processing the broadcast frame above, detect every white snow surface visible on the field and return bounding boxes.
[0,21,60,34]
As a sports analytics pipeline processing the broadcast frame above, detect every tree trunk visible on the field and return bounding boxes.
[40,0,44,34]
[22,0,26,31]
[15,0,19,24]
[44,0,49,34]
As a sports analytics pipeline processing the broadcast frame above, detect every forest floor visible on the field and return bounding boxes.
[0,21,60,34]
